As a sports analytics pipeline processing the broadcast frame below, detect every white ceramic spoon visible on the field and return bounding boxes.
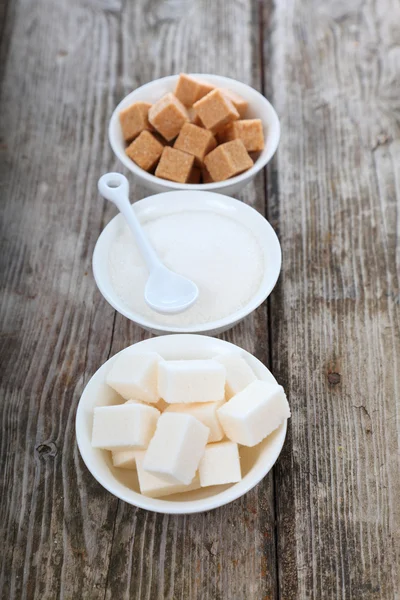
[98,173,199,314]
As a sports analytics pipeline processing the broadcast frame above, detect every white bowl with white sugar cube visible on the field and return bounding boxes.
[76,334,290,514]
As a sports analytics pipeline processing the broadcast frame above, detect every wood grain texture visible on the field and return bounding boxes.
[0,0,277,599]
[0,0,123,597]
[266,0,400,598]
[1,0,399,597]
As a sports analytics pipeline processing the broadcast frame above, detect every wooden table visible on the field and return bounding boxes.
[1,0,399,598]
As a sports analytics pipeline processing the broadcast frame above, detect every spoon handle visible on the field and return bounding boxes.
[98,173,162,273]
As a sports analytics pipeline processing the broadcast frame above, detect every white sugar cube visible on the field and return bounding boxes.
[106,350,162,403]
[126,397,168,412]
[136,452,201,498]
[125,399,145,405]
[199,441,241,487]
[217,380,290,446]
[158,359,226,404]
[215,353,257,398]
[92,403,160,451]
[164,401,224,442]
[143,413,209,484]
[111,449,139,470]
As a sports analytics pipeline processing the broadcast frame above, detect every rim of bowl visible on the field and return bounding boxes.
[108,74,281,191]
[92,191,282,334]
[75,334,288,514]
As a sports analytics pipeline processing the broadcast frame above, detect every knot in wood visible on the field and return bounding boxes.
[328,372,341,385]
[35,441,58,459]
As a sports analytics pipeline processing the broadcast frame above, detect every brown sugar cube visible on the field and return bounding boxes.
[249,151,262,163]
[126,131,164,172]
[219,119,265,152]
[148,93,189,141]
[155,147,195,183]
[196,80,215,99]
[193,89,239,133]
[152,131,172,146]
[175,74,215,107]
[188,166,201,184]
[204,139,253,182]
[201,166,214,183]
[119,102,152,143]
[221,89,249,118]
[193,113,204,127]
[174,123,217,166]
[188,107,204,127]
[215,130,228,144]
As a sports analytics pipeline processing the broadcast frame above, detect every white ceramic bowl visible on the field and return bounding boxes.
[76,335,287,514]
[93,190,281,335]
[109,74,280,196]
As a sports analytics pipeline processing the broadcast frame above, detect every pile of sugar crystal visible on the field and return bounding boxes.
[92,350,290,498]
[109,210,263,326]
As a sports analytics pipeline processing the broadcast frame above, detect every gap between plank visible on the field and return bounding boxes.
[258,0,281,598]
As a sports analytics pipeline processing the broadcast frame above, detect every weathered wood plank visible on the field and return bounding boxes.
[102,1,278,599]
[4,0,398,597]
[0,0,125,598]
[266,0,400,597]
[0,1,277,599]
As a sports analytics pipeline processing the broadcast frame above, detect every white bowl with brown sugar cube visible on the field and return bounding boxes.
[76,335,290,514]
[109,74,280,195]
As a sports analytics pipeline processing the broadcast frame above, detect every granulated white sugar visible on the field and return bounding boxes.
[108,210,263,326]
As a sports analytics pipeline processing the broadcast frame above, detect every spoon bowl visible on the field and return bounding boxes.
[98,173,199,314]
[145,265,199,314]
